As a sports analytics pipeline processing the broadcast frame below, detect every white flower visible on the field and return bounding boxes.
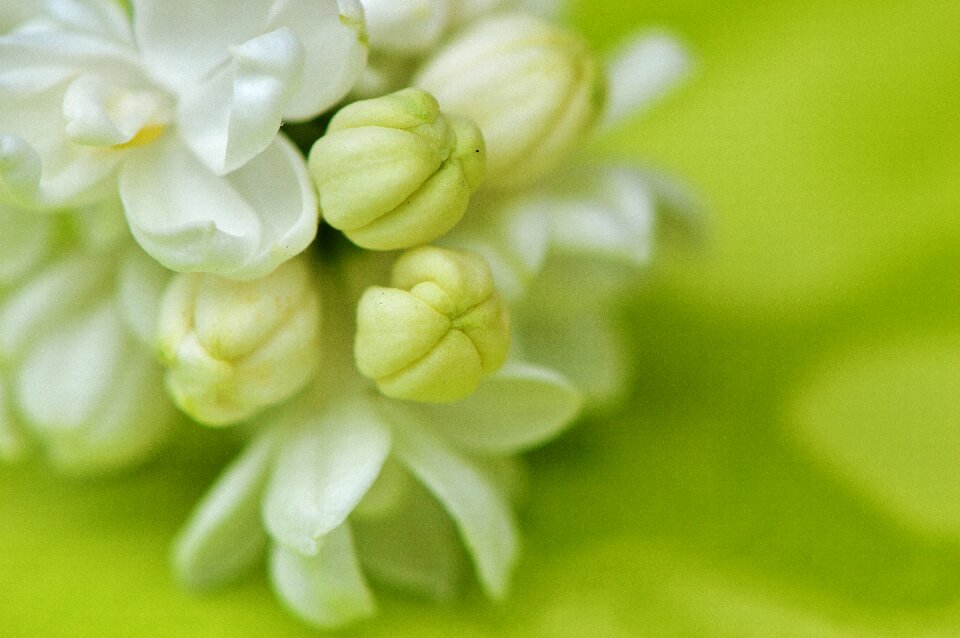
[0,201,177,473]
[0,1,695,629]
[174,364,580,627]
[171,253,581,628]
[0,0,367,278]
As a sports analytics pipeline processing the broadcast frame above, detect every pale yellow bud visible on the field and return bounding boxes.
[157,258,321,426]
[355,247,509,402]
[415,13,605,189]
[308,88,485,251]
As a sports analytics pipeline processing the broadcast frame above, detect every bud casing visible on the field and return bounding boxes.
[309,88,485,250]
[415,13,604,189]
[158,258,321,426]
[355,247,509,402]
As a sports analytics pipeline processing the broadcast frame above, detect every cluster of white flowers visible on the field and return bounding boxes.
[0,0,689,628]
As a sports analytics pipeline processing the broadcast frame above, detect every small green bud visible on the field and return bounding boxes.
[355,246,510,403]
[308,88,485,251]
[415,13,605,190]
[157,258,321,426]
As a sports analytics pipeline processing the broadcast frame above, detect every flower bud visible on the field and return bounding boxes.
[157,257,321,426]
[308,88,485,250]
[355,246,510,402]
[415,13,605,189]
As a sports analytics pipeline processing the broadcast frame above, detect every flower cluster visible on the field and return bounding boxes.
[1,0,690,629]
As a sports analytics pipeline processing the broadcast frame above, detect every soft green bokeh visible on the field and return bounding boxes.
[2,1,959,635]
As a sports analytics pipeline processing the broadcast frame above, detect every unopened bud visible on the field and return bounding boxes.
[157,258,321,426]
[415,13,605,189]
[309,88,485,250]
[355,246,510,402]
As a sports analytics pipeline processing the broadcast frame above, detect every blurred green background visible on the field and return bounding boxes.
[2,0,958,635]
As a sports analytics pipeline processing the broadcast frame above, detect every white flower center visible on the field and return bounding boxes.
[62,73,173,149]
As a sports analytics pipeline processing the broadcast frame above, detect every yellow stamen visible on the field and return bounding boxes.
[111,124,166,150]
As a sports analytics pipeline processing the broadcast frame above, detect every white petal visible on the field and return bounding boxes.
[0,26,139,92]
[269,524,375,629]
[16,302,121,430]
[0,98,121,209]
[362,0,448,54]
[0,10,137,209]
[40,0,133,45]
[119,136,258,272]
[14,302,174,473]
[177,27,304,175]
[391,422,518,598]
[63,74,168,147]
[0,203,53,287]
[379,361,582,456]
[268,0,368,120]
[549,166,657,267]
[120,134,317,279]
[173,431,279,589]
[602,32,691,128]
[45,346,173,473]
[131,0,274,87]
[262,401,391,555]
[0,253,110,363]
[353,477,465,600]
[115,245,173,347]
[0,1,42,32]
[63,77,131,148]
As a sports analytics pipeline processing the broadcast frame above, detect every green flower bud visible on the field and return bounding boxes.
[355,246,510,403]
[157,258,321,426]
[308,88,485,251]
[415,13,605,189]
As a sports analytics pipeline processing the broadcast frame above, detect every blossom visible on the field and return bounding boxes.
[308,88,485,250]
[157,256,322,426]
[0,198,176,472]
[0,0,693,630]
[171,252,582,627]
[0,0,366,278]
[355,246,510,401]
